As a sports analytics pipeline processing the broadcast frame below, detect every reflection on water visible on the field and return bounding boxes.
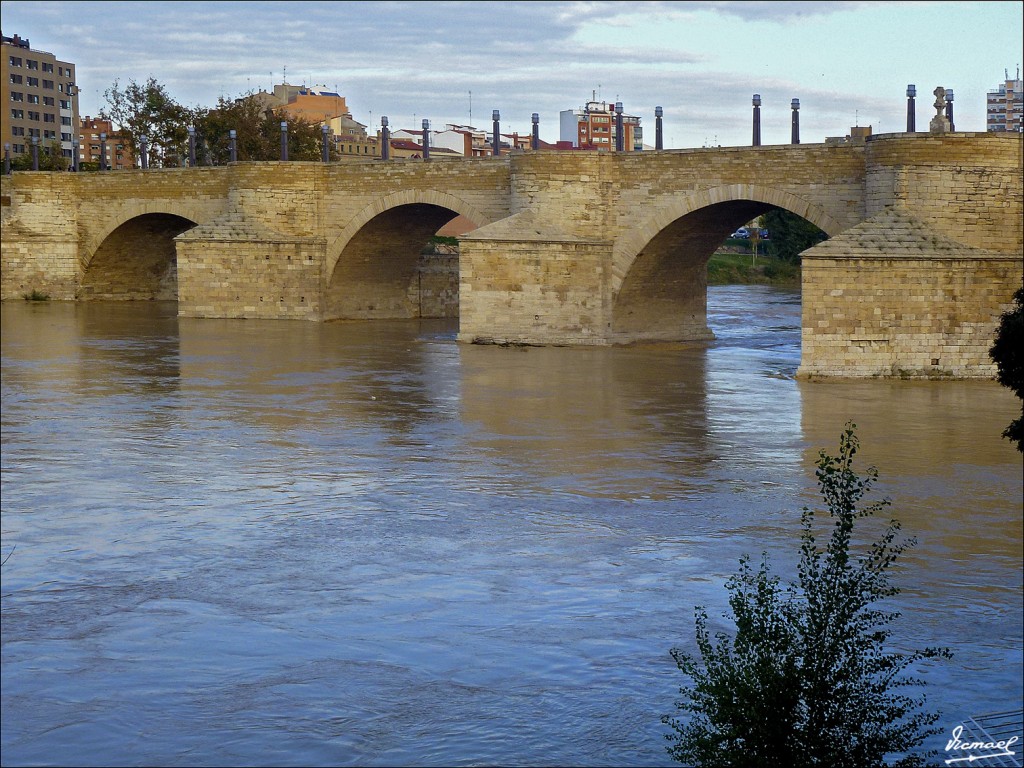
[1,286,1020,767]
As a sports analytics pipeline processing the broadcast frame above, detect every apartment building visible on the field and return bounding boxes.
[559,97,642,151]
[2,33,79,162]
[252,83,379,158]
[78,116,134,170]
[987,72,1023,133]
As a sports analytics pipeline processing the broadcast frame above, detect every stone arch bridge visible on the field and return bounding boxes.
[1,132,1021,378]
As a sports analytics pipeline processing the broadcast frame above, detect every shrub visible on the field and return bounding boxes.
[989,286,1024,452]
[663,423,950,767]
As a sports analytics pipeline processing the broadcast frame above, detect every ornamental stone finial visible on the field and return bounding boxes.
[929,86,950,133]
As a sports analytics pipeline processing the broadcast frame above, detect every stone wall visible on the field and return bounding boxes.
[2,134,1021,377]
[1,172,79,299]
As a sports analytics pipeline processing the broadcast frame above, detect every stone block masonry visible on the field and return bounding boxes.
[1,132,1021,378]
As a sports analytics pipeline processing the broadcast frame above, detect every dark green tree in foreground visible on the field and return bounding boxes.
[663,424,950,767]
[10,139,69,171]
[989,286,1024,452]
[762,209,828,262]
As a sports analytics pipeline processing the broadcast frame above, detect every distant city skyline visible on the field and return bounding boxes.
[2,0,1021,147]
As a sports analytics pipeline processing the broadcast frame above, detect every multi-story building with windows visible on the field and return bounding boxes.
[2,33,79,163]
[987,72,1023,133]
[559,97,642,151]
[78,116,134,170]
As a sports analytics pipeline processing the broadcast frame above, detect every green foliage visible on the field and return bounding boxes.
[763,209,828,263]
[989,285,1024,451]
[102,77,195,167]
[10,140,69,171]
[706,252,799,286]
[664,424,950,767]
[104,82,326,165]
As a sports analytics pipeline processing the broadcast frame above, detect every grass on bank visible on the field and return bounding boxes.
[706,248,800,287]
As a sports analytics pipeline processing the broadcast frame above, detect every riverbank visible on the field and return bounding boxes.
[706,249,800,286]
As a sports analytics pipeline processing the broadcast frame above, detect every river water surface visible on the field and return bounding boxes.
[2,286,1021,766]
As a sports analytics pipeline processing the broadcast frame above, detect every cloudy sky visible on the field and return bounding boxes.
[3,1,1022,147]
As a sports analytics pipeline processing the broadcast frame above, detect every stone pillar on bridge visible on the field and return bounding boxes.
[906,85,916,132]
[531,113,540,151]
[790,99,800,144]
[380,116,390,160]
[655,106,664,150]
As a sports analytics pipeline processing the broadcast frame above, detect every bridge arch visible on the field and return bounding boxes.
[79,204,207,301]
[323,189,492,321]
[79,201,212,271]
[608,184,841,342]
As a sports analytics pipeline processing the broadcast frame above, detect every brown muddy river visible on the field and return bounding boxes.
[2,285,1021,766]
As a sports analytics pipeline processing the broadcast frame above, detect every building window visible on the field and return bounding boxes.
[61,132,72,142]
[28,111,40,121]
[44,130,56,139]
[59,99,70,109]
[26,76,39,87]
[27,94,39,104]
[28,127,40,137]
[44,113,56,123]
[9,56,22,67]
[11,126,25,136]
[10,92,23,101]
[43,96,54,106]
[43,80,54,90]
[61,116,71,125]
[42,62,54,73]
[11,108,24,119]
[9,74,22,84]
[27,59,38,70]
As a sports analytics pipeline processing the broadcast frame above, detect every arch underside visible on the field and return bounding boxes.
[79,213,196,300]
[323,203,461,321]
[612,200,772,342]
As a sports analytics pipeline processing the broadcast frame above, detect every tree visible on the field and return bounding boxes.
[664,423,950,768]
[194,93,324,163]
[989,285,1024,452]
[102,77,194,167]
[10,139,69,171]
[763,209,828,263]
